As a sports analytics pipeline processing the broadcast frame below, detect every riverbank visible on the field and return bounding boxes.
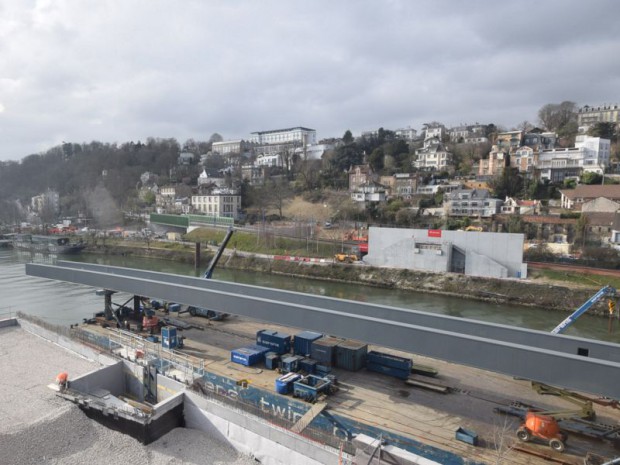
[84,242,610,315]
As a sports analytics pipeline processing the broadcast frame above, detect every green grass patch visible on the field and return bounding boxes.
[532,269,620,289]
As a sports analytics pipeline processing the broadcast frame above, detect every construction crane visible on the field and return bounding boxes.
[187,226,235,320]
[551,285,616,334]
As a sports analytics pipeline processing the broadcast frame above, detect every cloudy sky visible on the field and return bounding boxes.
[1,0,619,161]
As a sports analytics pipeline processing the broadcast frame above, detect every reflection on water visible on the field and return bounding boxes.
[1,249,619,342]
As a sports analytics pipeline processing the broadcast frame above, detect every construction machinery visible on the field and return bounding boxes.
[334,253,358,263]
[517,411,568,452]
[551,285,616,334]
[187,227,235,321]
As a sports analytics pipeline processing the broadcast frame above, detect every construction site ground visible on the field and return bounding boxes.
[86,309,620,464]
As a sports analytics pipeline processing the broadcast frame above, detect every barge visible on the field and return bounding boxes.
[12,233,85,254]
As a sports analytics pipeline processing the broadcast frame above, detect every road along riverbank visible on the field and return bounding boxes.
[84,243,612,316]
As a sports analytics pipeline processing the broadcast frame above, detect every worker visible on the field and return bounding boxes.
[56,372,69,390]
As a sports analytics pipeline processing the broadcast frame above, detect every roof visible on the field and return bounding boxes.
[582,211,616,226]
[251,127,315,135]
[560,185,620,201]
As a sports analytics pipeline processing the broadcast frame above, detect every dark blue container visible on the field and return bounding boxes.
[293,331,323,356]
[168,303,181,313]
[161,326,178,349]
[150,300,162,309]
[275,373,301,394]
[310,336,342,366]
[231,346,268,367]
[315,364,331,376]
[146,335,159,343]
[299,358,317,374]
[366,361,411,380]
[335,340,368,371]
[367,351,412,372]
[256,329,292,355]
[265,352,280,370]
[281,355,303,373]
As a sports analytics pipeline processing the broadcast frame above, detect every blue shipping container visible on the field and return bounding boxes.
[231,346,266,367]
[167,303,181,313]
[256,329,292,355]
[299,358,317,374]
[366,361,411,380]
[293,331,323,356]
[161,326,178,349]
[275,373,302,394]
[310,336,342,366]
[367,351,412,372]
[265,352,280,370]
[335,340,368,371]
[315,364,331,376]
[281,355,303,373]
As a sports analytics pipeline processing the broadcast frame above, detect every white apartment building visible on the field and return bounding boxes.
[537,136,610,182]
[578,104,620,129]
[414,139,453,171]
[512,146,535,173]
[395,127,417,141]
[424,124,445,141]
[443,189,503,218]
[255,153,283,167]
[191,188,241,219]
[250,127,317,146]
[31,190,59,213]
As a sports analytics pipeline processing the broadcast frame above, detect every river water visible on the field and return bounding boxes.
[1,248,618,342]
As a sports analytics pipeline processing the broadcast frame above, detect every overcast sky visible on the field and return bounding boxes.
[1,0,619,161]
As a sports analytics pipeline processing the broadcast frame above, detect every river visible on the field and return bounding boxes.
[1,249,618,342]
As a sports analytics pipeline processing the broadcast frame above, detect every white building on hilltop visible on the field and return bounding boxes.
[250,127,316,146]
[537,135,610,182]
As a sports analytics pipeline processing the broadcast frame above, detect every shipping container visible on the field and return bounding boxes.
[367,351,412,372]
[293,331,323,356]
[315,364,332,376]
[293,375,332,402]
[275,373,302,394]
[161,326,178,349]
[366,361,411,380]
[265,352,280,370]
[281,355,303,373]
[256,329,292,355]
[310,336,343,366]
[231,346,268,367]
[299,358,317,374]
[335,340,368,371]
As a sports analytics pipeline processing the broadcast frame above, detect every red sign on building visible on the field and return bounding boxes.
[427,229,442,238]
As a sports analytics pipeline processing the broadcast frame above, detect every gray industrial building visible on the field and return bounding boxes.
[364,227,527,279]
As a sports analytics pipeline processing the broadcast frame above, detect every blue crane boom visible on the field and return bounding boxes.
[551,285,616,334]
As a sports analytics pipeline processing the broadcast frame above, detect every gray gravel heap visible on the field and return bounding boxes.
[0,405,257,465]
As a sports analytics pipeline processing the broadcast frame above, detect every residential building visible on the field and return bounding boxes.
[464,135,489,144]
[295,143,335,161]
[577,104,620,129]
[241,164,263,185]
[478,146,509,178]
[501,197,541,215]
[610,214,620,246]
[191,187,242,220]
[348,165,376,191]
[512,146,535,173]
[496,131,523,151]
[178,152,195,165]
[250,127,316,146]
[351,181,387,203]
[537,136,610,182]
[560,185,620,210]
[423,123,445,141]
[31,190,59,214]
[522,132,557,151]
[416,182,461,195]
[379,173,419,199]
[394,127,418,141]
[443,189,503,218]
[256,153,283,167]
[211,140,255,157]
[414,139,453,172]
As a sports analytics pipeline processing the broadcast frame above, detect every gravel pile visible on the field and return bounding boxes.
[0,405,257,465]
[0,327,256,464]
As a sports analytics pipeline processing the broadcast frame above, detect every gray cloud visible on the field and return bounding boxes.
[1,0,619,161]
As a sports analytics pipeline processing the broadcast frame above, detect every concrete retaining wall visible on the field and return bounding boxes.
[70,362,125,395]
[0,318,18,328]
[184,392,340,465]
[18,318,116,366]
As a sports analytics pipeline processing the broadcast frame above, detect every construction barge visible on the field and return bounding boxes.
[7,301,620,465]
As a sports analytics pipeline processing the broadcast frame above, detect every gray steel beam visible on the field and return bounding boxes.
[26,262,620,398]
[54,261,620,361]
